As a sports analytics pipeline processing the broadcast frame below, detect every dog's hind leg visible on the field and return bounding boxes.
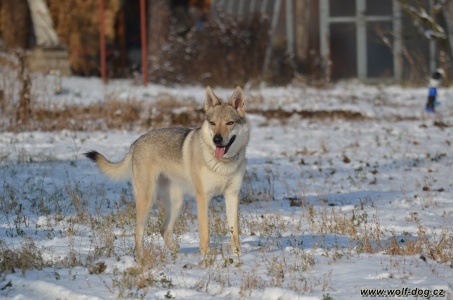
[160,180,184,253]
[133,166,158,262]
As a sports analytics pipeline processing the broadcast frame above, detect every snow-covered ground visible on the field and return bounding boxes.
[0,76,452,299]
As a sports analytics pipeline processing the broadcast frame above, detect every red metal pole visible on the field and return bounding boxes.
[140,0,148,86]
[99,0,107,84]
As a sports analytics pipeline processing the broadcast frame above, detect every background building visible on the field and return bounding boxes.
[0,0,451,85]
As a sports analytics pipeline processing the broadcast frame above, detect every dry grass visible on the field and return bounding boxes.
[0,86,371,133]
[0,159,452,297]
[1,67,451,297]
[302,202,453,263]
[0,89,206,132]
[32,100,143,131]
[0,238,50,276]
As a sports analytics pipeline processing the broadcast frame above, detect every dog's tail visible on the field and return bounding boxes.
[84,150,132,181]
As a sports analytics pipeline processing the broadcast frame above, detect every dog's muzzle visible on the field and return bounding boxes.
[214,135,236,159]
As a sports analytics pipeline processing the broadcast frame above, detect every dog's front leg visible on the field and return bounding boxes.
[225,190,241,255]
[196,192,210,256]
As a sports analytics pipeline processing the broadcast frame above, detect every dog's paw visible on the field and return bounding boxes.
[198,256,215,268]
[162,231,180,257]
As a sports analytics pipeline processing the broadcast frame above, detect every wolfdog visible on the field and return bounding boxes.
[85,86,249,261]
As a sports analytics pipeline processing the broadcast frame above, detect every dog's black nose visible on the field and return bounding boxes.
[213,134,223,145]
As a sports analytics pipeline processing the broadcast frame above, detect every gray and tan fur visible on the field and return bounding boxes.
[85,86,249,261]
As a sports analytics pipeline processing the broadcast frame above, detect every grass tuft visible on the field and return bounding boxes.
[0,238,49,275]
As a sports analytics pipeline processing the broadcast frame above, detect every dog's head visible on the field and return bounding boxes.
[203,86,249,160]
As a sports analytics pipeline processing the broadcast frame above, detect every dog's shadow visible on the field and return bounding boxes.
[241,233,353,254]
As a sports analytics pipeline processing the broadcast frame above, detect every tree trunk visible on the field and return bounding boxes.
[0,0,31,49]
[16,51,31,125]
[442,1,453,78]
[148,0,171,73]
[294,0,310,64]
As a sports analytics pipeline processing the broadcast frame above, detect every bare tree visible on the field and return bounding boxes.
[16,51,31,125]
[396,0,453,74]
[294,0,310,64]
[0,0,31,49]
[148,0,172,74]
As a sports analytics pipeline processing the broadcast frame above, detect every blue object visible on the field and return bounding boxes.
[196,20,204,30]
[428,87,437,97]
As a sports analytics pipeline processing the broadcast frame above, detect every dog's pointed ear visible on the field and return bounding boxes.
[228,86,246,117]
[205,86,220,113]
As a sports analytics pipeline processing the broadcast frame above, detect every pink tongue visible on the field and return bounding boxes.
[215,146,226,158]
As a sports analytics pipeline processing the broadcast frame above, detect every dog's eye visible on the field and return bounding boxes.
[209,121,215,126]
[226,121,235,126]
